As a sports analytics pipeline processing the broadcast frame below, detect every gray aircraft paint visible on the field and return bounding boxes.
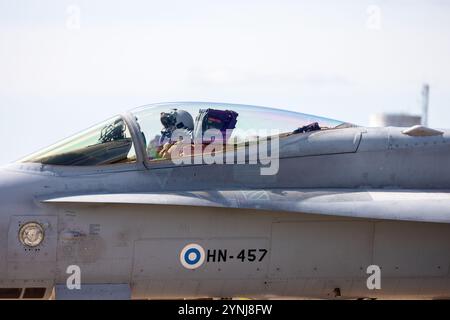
[0,105,450,299]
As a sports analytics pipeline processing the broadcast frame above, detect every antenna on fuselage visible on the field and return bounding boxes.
[421,83,429,127]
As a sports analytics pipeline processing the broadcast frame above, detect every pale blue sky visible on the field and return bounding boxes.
[1,0,449,164]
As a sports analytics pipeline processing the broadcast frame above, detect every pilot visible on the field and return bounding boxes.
[158,109,194,159]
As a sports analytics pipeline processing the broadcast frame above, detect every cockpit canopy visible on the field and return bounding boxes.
[19,102,353,166]
[19,116,137,166]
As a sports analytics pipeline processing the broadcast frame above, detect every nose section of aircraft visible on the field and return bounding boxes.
[0,170,18,220]
[0,168,16,215]
[0,166,47,261]
[0,167,44,219]
[0,167,24,278]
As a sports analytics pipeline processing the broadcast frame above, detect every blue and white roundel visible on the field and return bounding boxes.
[180,243,205,270]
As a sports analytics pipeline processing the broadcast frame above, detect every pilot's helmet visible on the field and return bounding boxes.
[160,109,194,132]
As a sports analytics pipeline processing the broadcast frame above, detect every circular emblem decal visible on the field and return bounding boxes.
[19,222,45,247]
[180,243,205,270]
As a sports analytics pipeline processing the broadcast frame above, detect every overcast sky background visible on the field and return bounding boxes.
[1,0,449,165]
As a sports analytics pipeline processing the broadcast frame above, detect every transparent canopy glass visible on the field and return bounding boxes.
[20,116,136,166]
[132,102,352,161]
[19,102,352,166]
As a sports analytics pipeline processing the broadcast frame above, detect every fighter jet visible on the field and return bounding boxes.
[1,101,450,300]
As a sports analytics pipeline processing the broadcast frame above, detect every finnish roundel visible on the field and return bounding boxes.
[180,243,205,270]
